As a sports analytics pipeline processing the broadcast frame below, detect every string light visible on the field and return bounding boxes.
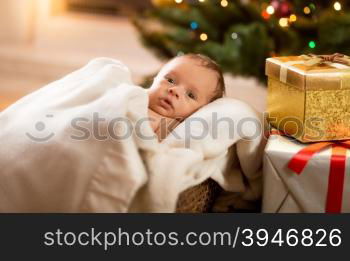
[190,21,198,30]
[303,6,311,14]
[266,5,275,15]
[200,33,208,41]
[231,32,238,40]
[279,18,289,27]
[309,41,316,49]
[261,10,270,20]
[220,0,228,7]
[289,14,297,22]
[334,2,342,11]
[175,0,183,3]
[309,3,316,11]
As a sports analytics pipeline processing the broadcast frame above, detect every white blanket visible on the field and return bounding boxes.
[0,58,265,212]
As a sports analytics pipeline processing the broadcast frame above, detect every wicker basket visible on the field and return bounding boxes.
[175,179,222,213]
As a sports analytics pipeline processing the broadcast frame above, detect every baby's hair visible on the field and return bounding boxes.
[178,53,225,102]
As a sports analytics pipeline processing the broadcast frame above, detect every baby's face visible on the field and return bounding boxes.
[148,56,218,120]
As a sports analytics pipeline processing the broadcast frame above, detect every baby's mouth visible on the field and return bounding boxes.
[160,98,173,110]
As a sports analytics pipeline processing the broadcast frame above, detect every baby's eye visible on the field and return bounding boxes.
[166,77,175,84]
[187,91,196,100]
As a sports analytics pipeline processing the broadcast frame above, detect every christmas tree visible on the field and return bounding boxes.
[133,0,350,83]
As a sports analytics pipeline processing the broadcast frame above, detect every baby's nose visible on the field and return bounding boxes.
[168,87,180,98]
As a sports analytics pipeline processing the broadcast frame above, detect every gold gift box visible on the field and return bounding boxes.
[265,55,350,143]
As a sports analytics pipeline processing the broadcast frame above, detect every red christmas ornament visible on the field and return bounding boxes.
[270,0,280,9]
[270,0,291,18]
[279,1,291,17]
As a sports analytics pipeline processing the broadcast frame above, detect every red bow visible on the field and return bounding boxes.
[269,129,350,213]
[288,141,350,213]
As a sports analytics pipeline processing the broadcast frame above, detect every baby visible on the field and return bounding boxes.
[148,53,225,140]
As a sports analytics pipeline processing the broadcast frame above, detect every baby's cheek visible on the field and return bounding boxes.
[188,104,199,115]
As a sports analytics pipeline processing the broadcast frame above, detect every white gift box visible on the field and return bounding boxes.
[262,134,350,213]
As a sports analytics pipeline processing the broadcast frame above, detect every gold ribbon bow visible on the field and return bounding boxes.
[300,53,350,67]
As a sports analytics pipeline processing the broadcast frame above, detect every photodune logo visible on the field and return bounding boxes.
[26,114,55,142]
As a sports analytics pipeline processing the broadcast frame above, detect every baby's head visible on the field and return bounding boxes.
[148,53,225,120]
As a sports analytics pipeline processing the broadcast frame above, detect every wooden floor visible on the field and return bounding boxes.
[0,14,163,112]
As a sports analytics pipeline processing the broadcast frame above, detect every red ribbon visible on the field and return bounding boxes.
[269,129,350,213]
